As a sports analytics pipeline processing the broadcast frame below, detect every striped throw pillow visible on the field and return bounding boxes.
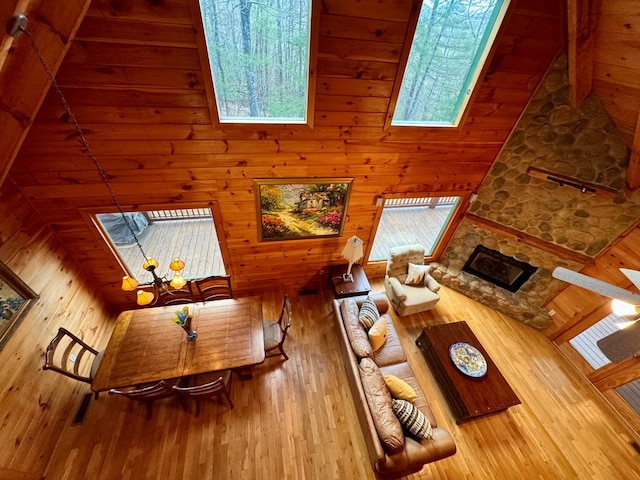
[392,399,434,440]
[358,297,380,330]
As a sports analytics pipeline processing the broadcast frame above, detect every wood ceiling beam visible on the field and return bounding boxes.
[0,0,91,189]
[566,0,595,107]
[627,113,640,191]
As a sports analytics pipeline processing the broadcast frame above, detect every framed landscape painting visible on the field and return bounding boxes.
[0,262,37,350]
[255,178,353,241]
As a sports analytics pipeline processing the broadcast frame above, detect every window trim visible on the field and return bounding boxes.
[384,0,511,130]
[80,201,232,287]
[189,0,320,129]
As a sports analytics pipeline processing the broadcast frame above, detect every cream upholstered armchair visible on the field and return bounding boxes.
[384,244,441,316]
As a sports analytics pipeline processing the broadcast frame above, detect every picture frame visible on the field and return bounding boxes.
[255,178,353,241]
[0,262,37,350]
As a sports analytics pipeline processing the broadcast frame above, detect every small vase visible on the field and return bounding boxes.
[182,325,198,341]
[181,316,197,341]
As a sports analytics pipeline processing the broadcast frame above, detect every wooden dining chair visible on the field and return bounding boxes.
[172,370,233,416]
[158,282,194,306]
[263,294,292,361]
[44,327,103,399]
[108,380,176,420]
[193,275,232,302]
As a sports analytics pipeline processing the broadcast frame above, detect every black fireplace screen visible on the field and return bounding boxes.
[462,245,537,292]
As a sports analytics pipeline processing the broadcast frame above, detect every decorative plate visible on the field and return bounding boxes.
[448,342,487,378]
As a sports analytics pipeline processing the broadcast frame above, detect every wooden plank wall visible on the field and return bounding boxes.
[0,180,114,477]
[8,0,564,310]
[591,0,640,147]
[544,223,640,338]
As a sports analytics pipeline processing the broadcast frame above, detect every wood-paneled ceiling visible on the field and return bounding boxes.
[0,0,638,308]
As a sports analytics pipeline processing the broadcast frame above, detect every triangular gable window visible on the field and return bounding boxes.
[392,0,510,127]
[197,0,312,124]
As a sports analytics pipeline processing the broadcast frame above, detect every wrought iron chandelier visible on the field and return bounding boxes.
[9,13,185,306]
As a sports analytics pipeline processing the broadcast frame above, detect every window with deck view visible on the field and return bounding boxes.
[392,0,510,127]
[197,0,312,124]
[368,196,462,262]
[96,209,225,286]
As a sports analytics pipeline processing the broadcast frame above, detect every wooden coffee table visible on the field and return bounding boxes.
[416,321,520,423]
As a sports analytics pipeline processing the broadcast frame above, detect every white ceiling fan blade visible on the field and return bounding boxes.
[621,268,640,292]
[552,267,640,305]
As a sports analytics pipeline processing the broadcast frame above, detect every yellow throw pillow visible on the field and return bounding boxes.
[368,316,387,351]
[384,375,417,403]
[405,263,430,286]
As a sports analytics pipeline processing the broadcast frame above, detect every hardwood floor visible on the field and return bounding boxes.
[42,279,640,479]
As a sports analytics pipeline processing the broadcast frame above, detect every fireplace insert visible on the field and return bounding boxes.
[462,245,537,293]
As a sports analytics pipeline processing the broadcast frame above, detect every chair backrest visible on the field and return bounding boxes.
[194,275,232,302]
[44,327,99,383]
[172,370,233,412]
[108,380,175,402]
[109,380,175,419]
[159,283,194,306]
[278,294,293,333]
[172,375,226,399]
[386,244,426,278]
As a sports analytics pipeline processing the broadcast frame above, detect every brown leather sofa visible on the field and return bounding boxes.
[332,294,456,479]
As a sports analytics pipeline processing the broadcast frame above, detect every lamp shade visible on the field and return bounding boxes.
[121,275,138,292]
[142,257,159,271]
[136,289,155,306]
[169,258,185,271]
[170,273,187,289]
[341,236,364,264]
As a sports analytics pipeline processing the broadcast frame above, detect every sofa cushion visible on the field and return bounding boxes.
[359,358,405,454]
[384,375,417,402]
[379,362,437,427]
[368,316,387,351]
[405,263,430,286]
[371,314,407,367]
[340,298,372,359]
[358,297,380,330]
[392,399,434,440]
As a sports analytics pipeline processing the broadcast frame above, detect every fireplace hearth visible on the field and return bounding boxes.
[462,245,537,293]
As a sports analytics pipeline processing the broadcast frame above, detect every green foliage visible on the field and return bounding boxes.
[260,185,284,211]
[394,0,503,125]
[199,0,310,121]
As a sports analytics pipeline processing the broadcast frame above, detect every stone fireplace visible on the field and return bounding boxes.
[430,53,640,329]
[462,245,537,293]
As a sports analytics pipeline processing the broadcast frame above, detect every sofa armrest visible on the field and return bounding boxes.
[387,276,407,301]
[425,274,440,293]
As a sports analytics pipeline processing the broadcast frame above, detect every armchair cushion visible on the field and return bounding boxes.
[386,276,407,301]
[405,263,431,286]
[385,244,440,316]
[425,274,441,293]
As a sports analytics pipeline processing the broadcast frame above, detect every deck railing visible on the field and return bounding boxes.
[146,209,211,222]
[384,196,458,208]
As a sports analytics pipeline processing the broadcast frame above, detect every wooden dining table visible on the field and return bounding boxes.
[91,296,265,392]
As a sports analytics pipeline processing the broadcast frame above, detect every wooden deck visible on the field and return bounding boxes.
[369,205,456,261]
[114,218,226,283]
[114,204,455,278]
